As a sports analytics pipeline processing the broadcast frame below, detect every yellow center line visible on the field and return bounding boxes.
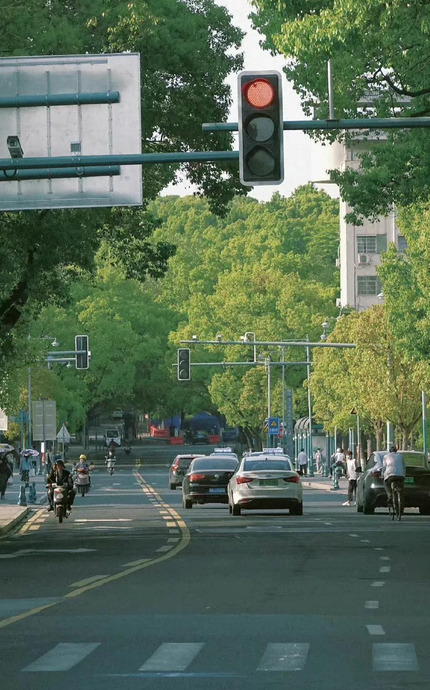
[0,472,190,630]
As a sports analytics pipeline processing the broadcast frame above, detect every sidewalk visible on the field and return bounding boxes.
[301,473,348,494]
[0,471,47,535]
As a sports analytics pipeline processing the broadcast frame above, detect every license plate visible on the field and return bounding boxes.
[209,487,226,493]
[259,479,278,486]
[404,477,414,484]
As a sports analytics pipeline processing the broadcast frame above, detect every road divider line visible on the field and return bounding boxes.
[365,601,379,609]
[367,624,385,636]
[69,575,108,587]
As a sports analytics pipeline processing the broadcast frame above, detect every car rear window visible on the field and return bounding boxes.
[191,458,238,471]
[177,458,194,467]
[244,459,293,472]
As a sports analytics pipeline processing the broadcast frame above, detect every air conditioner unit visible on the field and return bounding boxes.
[358,253,370,265]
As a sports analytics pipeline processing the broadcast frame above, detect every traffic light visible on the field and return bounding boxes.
[238,71,284,186]
[75,335,90,369]
[177,348,191,381]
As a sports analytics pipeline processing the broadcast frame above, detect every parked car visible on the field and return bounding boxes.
[168,454,204,490]
[228,452,303,516]
[182,455,239,509]
[356,450,430,515]
[193,430,210,444]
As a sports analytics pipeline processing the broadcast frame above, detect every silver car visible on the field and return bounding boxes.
[168,454,204,490]
[228,453,303,515]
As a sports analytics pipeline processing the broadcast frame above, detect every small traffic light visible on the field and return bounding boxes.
[238,70,284,186]
[177,348,191,381]
[75,335,90,369]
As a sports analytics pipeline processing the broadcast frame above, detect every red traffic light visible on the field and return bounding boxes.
[243,79,275,109]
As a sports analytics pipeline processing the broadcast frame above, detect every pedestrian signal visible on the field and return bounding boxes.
[177,348,191,381]
[238,71,284,186]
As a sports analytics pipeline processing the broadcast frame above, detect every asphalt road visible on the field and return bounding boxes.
[1,454,430,690]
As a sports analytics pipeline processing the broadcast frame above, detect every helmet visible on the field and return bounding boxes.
[79,454,87,461]
[337,448,341,452]
[56,459,65,467]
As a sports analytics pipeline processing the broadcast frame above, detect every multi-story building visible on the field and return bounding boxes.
[328,138,406,311]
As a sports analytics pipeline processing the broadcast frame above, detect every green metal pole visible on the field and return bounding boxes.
[202,116,430,133]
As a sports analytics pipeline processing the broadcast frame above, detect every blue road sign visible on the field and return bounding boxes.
[268,417,280,435]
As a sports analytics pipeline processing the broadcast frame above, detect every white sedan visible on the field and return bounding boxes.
[227,454,303,515]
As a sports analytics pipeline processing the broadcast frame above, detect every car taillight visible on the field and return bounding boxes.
[283,475,300,483]
[189,473,205,482]
[237,476,254,484]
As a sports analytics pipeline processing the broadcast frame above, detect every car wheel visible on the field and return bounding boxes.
[169,483,176,490]
[356,500,363,513]
[228,502,232,514]
[232,503,241,516]
[363,497,375,515]
[419,503,430,515]
[183,497,193,509]
[290,502,303,516]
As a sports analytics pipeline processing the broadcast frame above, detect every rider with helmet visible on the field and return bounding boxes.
[46,459,75,513]
[75,453,91,485]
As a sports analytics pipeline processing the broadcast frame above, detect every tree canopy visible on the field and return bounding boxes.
[250,0,430,221]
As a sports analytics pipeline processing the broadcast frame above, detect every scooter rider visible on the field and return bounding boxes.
[46,459,76,513]
[75,454,91,485]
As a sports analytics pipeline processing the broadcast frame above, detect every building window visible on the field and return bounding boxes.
[398,235,407,252]
[357,236,377,253]
[357,276,382,295]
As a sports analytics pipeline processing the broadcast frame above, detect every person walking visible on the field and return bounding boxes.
[343,450,358,506]
[297,448,309,476]
[0,453,13,499]
[315,448,323,474]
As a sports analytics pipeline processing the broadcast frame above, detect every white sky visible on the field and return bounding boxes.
[162,0,338,202]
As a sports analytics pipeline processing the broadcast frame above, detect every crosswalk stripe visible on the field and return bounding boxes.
[139,643,204,671]
[22,643,100,672]
[372,643,419,671]
[257,643,310,671]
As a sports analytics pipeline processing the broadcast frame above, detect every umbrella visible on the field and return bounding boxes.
[20,448,39,457]
[0,443,15,453]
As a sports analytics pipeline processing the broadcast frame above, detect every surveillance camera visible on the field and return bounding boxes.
[7,135,24,159]
[216,333,223,341]
[192,335,198,341]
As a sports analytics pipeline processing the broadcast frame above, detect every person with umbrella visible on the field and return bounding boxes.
[0,451,13,499]
[19,449,39,487]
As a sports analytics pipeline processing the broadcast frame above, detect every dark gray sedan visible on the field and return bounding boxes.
[168,454,205,490]
[356,450,430,514]
[182,456,239,509]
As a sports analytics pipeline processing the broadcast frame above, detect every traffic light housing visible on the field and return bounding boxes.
[238,71,284,186]
[177,348,191,381]
[75,335,90,369]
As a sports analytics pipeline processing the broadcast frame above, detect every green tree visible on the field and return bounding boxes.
[0,0,245,373]
[250,0,430,221]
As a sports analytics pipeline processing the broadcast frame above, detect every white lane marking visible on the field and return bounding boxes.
[167,538,180,543]
[371,581,385,587]
[74,519,133,522]
[121,559,150,567]
[367,625,385,636]
[374,547,384,551]
[156,545,174,552]
[361,539,370,543]
[22,643,100,672]
[380,556,390,561]
[379,566,391,573]
[257,643,310,671]
[323,522,332,525]
[69,575,108,588]
[0,548,96,559]
[139,643,203,671]
[349,533,359,537]
[372,643,419,671]
[365,601,379,609]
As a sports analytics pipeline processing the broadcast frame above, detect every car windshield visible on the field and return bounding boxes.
[243,459,293,472]
[176,457,194,467]
[191,458,238,471]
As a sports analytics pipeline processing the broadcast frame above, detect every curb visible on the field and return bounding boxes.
[0,507,29,535]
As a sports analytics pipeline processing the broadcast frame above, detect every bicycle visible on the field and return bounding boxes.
[388,478,404,521]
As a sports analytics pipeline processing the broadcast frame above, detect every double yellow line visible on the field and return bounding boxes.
[0,472,190,629]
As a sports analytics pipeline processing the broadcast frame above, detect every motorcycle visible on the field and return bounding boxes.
[105,453,116,475]
[74,465,91,496]
[48,482,69,524]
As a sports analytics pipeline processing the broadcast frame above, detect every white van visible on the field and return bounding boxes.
[105,427,121,447]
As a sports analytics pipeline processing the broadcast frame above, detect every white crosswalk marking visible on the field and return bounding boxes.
[22,643,100,672]
[139,643,204,671]
[257,643,310,671]
[373,643,419,671]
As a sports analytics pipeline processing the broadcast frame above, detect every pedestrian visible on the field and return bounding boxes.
[0,453,13,499]
[315,448,323,474]
[343,450,358,506]
[297,448,309,476]
[19,450,34,487]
